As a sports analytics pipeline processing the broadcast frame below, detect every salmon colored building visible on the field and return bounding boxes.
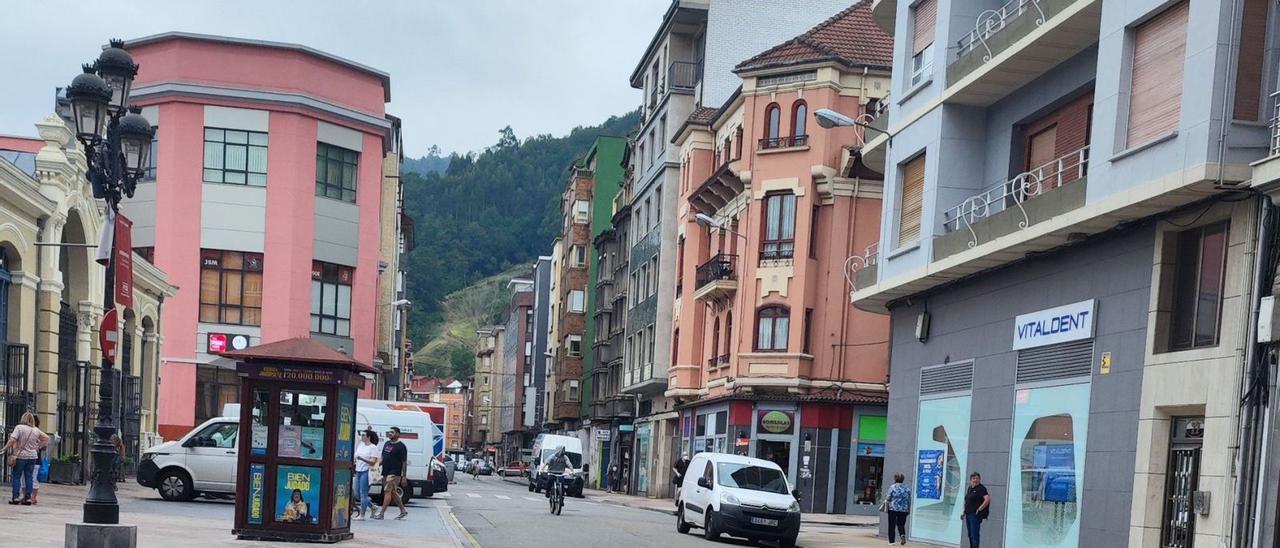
[668,4,894,514]
[119,33,400,440]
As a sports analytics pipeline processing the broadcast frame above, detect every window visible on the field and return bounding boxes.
[722,136,731,165]
[567,335,583,358]
[725,312,733,358]
[710,317,721,366]
[1233,0,1270,121]
[755,306,789,352]
[761,193,797,260]
[573,200,590,223]
[203,127,267,186]
[481,415,489,425]
[910,0,936,86]
[141,126,158,181]
[734,127,743,160]
[791,101,807,139]
[1126,1,1188,147]
[763,103,781,147]
[803,308,814,354]
[195,365,239,424]
[567,380,580,402]
[569,289,586,313]
[571,245,587,268]
[316,142,359,203]
[898,154,926,247]
[199,249,264,326]
[809,206,821,259]
[1169,222,1228,351]
[310,260,353,337]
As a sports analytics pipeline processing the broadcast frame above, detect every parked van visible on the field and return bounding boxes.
[676,453,801,548]
[528,433,585,497]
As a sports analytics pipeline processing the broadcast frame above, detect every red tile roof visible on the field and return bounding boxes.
[686,107,719,126]
[735,1,893,73]
[217,337,377,373]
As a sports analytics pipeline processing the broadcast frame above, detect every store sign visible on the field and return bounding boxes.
[619,424,634,432]
[208,333,250,353]
[757,410,794,435]
[1012,299,1096,350]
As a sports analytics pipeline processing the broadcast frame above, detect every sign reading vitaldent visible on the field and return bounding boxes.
[1012,299,1096,350]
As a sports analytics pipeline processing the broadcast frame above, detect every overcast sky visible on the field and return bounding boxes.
[0,0,666,157]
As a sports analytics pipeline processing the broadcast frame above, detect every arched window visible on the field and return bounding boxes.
[710,317,721,367]
[0,247,9,343]
[792,100,808,141]
[725,312,733,357]
[755,306,790,352]
[763,103,781,148]
[734,127,743,160]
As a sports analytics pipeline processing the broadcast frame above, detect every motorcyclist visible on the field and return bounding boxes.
[541,447,573,498]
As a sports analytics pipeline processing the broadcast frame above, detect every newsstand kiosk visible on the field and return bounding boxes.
[222,337,371,543]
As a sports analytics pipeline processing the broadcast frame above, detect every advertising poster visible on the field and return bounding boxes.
[278,425,302,458]
[301,427,325,460]
[336,391,355,463]
[333,469,351,529]
[917,449,944,500]
[251,424,268,456]
[276,465,321,525]
[247,463,265,525]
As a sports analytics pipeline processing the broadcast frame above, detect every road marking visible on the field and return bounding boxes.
[438,492,451,497]
[495,495,511,500]
[581,501,598,505]
[522,496,541,501]
[467,493,482,498]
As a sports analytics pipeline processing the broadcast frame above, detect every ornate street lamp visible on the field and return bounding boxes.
[66,38,153,526]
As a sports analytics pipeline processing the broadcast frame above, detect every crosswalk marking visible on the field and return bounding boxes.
[495,495,511,500]
[523,496,541,501]
[467,493,481,498]
[437,492,451,498]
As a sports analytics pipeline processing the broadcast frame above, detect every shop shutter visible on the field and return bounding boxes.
[1233,0,1270,121]
[912,0,937,55]
[1016,339,1093,384]
[898,154,926,247]
[920,361,973,396]
[1126,1,1188,147]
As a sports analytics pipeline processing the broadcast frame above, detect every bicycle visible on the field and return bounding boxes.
[547,472,569,515]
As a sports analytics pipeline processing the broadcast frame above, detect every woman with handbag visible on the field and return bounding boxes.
[882,472,911,545]
[4,412,50,505]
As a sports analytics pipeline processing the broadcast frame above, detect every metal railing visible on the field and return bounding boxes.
[955,0,1046,62]
[759,135,809,150]
[844,242,880,291]
[1270,91,1280,156]
[942,145,1089,243]
[668,61,701,91]
[695,254,737,290]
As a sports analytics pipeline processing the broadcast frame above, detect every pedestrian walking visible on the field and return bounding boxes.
[883,473,911,545]
[374,426,408,520]
[606,464,618,494]
[352,429,379,521]
[4,412,50,505]
[672,453,689,506]
[30,415,44,505]
[962,472,991,547]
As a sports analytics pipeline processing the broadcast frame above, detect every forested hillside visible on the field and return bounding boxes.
[401,111,639,373]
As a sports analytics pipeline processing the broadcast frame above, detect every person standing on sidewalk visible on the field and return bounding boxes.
[671,453,689,507]
[961,472,991,547]
[375,427,408,521]
[4,412,49,505]
[606,464,618,494]
[884,473,911,545]
[352,429,379,520]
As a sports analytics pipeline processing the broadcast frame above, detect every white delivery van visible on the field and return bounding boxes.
[528,433,585,497]
[355,399,448,502]
[676,453,801,548]
[137,415,240,501]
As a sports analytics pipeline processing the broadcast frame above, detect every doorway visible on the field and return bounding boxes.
[1161,416,1203,548]
[756,439,791,478]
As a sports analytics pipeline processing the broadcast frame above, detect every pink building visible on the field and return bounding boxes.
[120,33,399,439]
[668,5,894,514]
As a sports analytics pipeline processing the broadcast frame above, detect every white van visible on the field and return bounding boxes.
[355,399,448,502]
[676,453,801,548]
[528,433,585,497]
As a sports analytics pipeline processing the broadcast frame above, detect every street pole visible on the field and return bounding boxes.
[84,194,117,524]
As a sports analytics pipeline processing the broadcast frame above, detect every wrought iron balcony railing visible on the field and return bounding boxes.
[942,145,1089,238]
[759,135,808,150]
[955,0,1046,62]
[695,254,737,290]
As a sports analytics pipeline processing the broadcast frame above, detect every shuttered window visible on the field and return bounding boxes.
[1027,125,1058,171]
[912,0,937,54]
[1233,0,1270,121]
[1126,1,1188,147]
[1016,340,1094,384]
[898,154,926,247]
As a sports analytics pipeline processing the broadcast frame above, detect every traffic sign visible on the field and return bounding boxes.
[99,308,119,365]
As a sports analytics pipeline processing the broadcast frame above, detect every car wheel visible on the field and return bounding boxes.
[676,503,691,534]
[703,510,720,541]
[157,469,194,502]
[779,532,798,548]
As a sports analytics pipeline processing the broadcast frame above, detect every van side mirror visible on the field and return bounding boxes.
[792,489,801,500]
[697,477,711,489]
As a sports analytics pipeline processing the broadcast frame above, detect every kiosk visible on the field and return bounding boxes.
[222,338,371,543]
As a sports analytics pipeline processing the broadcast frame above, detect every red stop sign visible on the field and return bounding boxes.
[99,308,119,365]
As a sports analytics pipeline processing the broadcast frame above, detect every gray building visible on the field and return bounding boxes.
[529,257,552,430]
[853,0,1277,546]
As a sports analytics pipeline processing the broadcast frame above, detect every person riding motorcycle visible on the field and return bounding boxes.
[541,447,573,498]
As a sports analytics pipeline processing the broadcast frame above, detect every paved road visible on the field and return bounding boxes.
[444,474,880,548]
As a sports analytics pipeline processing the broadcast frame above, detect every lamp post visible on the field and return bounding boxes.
[65,39,154,526]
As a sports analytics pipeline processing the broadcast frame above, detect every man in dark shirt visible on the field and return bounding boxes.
[962,472,991,547]
[375,427,409,520]
[672,453,689,507]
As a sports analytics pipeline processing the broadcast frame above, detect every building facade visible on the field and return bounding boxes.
[471,326,503,453]
[121,32,401,439]
[552,162,592,429]
[856,0,1276,545]
[499,279,534,465]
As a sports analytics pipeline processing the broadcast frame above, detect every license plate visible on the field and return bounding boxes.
[750,517,779,527]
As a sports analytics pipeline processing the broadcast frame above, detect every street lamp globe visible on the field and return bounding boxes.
[66,65,112,144]
[94,39,138,115]
[117,109,154,178]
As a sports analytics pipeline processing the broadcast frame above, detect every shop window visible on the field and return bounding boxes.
[310,261,353,337]
[203,127,267,186]
[195,365,239,424]
[199,249,264,326]
[1003,382,1090,547]
[755,306,790,352]
[911,395,972,545]
[1168,222,1228,351]
[316,142,359,203]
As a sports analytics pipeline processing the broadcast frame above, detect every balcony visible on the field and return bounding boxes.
[1251,92,1280,189]
[935,146,1088,259]
[689,162,746,216]
[845,242,879,292]
[668,61,702,91]
[693,254,738,303]
[759,135,808,151]
[946,0,1101,106]
[704,354,729,369]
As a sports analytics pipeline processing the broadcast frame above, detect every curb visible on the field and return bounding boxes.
[443,508,481,548]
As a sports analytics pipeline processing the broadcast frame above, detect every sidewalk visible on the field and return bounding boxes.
[501,475,879,527]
